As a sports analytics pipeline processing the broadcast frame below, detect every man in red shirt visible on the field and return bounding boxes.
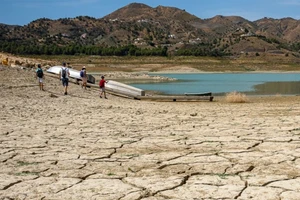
[99,75,108,99]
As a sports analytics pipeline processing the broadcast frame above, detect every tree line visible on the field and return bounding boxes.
[0,42,168,56]
[0,41,230,57]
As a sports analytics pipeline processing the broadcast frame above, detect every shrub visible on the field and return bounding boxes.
[225,91,248,103]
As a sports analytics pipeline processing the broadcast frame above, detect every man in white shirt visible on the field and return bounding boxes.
[59,62,70,95]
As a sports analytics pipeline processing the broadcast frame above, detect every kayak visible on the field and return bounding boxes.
[47,66,95,84]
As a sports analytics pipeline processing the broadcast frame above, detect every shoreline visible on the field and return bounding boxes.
[126,72,300,97]
[2,64,300,97]
[148,70,300,74]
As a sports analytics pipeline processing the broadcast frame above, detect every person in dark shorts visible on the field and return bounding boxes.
[80,66,87,89]
[35,64,45,91]
[99,75,108,99]
[59,62,70,95]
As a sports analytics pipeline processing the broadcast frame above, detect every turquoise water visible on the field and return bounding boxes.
[129,73,300,96]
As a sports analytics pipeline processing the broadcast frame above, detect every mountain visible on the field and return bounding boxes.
[255,17,300,42]
[0,3,300,57]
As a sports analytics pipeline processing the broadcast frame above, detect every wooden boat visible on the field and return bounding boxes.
[46,66,95,84]
[105,80,145,97]
[138,95,213,101]
[184,92,212,96]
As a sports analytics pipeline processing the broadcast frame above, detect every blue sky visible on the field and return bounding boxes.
[1,0,300,25]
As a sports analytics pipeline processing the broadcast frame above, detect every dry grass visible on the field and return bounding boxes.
[225,91,248,103]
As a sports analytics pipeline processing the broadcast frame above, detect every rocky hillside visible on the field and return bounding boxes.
[1,3,300,56]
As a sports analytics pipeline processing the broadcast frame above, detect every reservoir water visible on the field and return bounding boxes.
[129,73,300,96]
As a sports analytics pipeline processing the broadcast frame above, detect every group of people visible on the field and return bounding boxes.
[35,62,108,98]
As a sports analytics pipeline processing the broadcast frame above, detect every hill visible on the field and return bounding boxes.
[0,3,300,58]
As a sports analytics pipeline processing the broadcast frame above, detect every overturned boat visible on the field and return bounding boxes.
[47,66,145,97]
[184,92,212,96]
[47,66,95,84]
[105,80,145,97]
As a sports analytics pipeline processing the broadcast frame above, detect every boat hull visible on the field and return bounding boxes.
[105,80,145,97]
[184,92,212,96]
[47,66,95,84]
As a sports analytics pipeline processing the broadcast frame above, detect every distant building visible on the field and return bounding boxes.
[241,32,255,37]
[81,33,87,39]
[134,38,146,45]
[137,19,148,23]
[189,38,201,44]
[109,18,119,22]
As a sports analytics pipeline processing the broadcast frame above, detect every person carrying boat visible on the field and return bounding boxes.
[80,66,87,89]
[59,62,70,95]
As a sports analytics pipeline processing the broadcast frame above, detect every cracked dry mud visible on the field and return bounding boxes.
[1,67,300,200]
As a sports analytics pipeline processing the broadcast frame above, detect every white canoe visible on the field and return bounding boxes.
[47,66,95,84]
[105,80,145,97]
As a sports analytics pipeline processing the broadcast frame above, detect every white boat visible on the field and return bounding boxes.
[105,80,145,97]
[47,66,144,97]
[47,66,95,84]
